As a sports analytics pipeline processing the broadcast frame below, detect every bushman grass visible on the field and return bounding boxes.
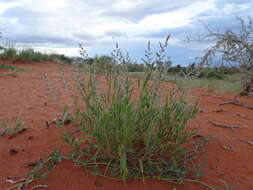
[60,36,202,183]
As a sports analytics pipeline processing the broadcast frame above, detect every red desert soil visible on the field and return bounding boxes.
[0,61,253,190]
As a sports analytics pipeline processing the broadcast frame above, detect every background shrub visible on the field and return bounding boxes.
[0,47,73,64]
[18,49,38,62]
[198,68,225,79]
[0,48,18,62]
[93,55,113,72]
[127,63,145,72]
[48,53,72,64]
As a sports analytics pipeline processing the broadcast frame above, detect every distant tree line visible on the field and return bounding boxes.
[0,47,72,64]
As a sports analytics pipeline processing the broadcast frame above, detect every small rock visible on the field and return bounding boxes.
[52,118,71,125]
[31,184,49,189]
[0,131,5,137]
[5,178,15,184]
[219,172,224,177]
[9,148,18,155]
[193,134,204,140]
[52,118,59,124]
[23,161,39,168]
[94,181,102,188]
[8,128,27,139]
[45,121,50,128]
[214,109,224,113]
[63,119,71,125]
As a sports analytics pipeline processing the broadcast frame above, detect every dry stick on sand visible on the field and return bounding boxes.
[232,138,253,147]
[208,120,249,130]
[219,100,253,109]
[5,177,35,190]
[31,185,49,189]
[8,128,27,139]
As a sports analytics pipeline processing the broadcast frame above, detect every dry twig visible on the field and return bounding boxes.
[232,138,253,147]
[208,120,248,130]
[8,128,27,139]
[219,100,253,109]
[31,185,49,189]
[219,144,235,152]
[5,177,35,190]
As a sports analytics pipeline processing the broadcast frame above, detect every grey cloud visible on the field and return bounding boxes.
[7,34,77,46]
[73,32,97,40]
[104,30,128,37]
[100,0,202,21]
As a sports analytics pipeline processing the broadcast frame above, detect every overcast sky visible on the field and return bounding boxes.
[0,0,253,65]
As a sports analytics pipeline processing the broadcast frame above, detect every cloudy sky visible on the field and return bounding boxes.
[0,0,253,65]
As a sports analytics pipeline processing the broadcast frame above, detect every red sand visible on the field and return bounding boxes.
[0,61,253,190]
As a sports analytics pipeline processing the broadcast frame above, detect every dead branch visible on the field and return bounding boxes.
[208,120,248,130]
[8,128,27,139]
[236,113,251,120]
[219,144,235,152]
[5,178,27,184]
[213,109,224,113]
[31,185,49,189]
[232,138,253,147]
[5,177,35,190]
[23,161,39,168]
[219,100,253,109]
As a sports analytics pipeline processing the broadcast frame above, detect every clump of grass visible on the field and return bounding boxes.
[60,37,201,183]
[5,148,64,190]
[0,118,24,135]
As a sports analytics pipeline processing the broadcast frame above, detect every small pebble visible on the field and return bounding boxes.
[0,131,5,136]
[214,109,224,112]
[94,181,102,187]
[9,148,18,155]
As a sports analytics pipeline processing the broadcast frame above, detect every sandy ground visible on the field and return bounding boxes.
[0,61,253,190]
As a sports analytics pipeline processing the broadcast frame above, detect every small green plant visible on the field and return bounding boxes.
[60,36,203,184]
[28,148,63,179]
[5,70,17,77]
[5,148,63,190]
[0,119,24,135]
